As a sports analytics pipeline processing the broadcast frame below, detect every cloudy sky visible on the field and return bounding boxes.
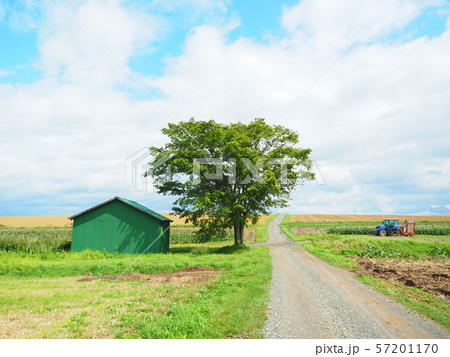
[0,0,449,216]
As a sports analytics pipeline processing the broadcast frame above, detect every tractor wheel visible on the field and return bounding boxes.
[391,229,401,236]
[378,229,387,237]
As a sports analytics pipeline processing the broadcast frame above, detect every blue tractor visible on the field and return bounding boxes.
[374,218,404,236]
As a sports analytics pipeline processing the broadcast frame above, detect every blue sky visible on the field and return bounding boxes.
[0,0,450,216]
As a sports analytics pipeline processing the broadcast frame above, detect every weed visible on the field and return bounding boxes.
[0,245,271,338]
[357,275,450,330]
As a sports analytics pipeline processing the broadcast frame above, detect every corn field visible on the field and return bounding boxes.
[0,229,72,253]
[0,226,235,253]
[327,224,450,236]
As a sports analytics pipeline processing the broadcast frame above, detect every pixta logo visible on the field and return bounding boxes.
[126,148,172,194]
[127,149,326,194]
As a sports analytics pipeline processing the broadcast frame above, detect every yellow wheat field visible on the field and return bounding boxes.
[0,213,275,227]
[3,213,445,228]
[0,215,72,227]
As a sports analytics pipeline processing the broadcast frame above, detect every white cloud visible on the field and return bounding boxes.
[281,0,443,49]
[1,0,449,215]
[38,0,162,86]
[0,0,172,213]
[149,1,450,214]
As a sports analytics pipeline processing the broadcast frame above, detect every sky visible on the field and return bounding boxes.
[0,0,449,216]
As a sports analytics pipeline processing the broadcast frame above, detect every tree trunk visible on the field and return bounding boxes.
[233,221,244,246]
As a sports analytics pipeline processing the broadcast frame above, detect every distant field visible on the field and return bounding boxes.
[0,215,72,227]
[166,214,274,226]
[0,214,274,228]
[2,213,446,228]
[288,214,450,223]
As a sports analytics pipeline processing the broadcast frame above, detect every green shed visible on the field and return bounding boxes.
[69,197,172,254]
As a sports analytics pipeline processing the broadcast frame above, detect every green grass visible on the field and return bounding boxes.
[281,229,450,265]
[0,244,272,338]
[357,275,450,329]
[282,215,450,262]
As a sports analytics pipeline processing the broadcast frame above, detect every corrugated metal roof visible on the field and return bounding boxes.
[69,196,173,222]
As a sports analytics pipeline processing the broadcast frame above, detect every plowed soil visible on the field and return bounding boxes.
[292,226,324,235]
[355,257,450,300]
[78,267,225,285]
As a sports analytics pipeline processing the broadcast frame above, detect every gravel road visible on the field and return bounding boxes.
[263,215,449,339]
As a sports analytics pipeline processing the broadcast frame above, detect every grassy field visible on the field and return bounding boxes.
[0,214,275,338]
[281,215,450,329]
[0,244,271,338]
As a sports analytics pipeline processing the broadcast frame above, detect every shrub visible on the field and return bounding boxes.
[327,226,374,235]
[170,228,233,244]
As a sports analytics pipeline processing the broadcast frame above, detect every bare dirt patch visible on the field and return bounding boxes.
[78,267,226,285]
[355,257,450,300]
[244,228,256,242]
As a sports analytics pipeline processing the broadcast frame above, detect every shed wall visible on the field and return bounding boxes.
[71,200,169,253]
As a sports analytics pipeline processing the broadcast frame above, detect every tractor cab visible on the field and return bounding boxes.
[382,218,399,228]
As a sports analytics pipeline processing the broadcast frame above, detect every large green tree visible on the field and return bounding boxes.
[147,118,314,245]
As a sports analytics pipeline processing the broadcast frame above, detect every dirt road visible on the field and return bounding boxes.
[263,215,449,339]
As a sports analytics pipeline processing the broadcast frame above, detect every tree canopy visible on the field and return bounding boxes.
[147,118,314,245]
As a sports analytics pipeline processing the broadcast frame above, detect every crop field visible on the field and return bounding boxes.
[287,214,450,223]
[284,216,450,237]
[0,214,277,254]
[0,229,72,253]
[281,215,450,329]
[288,223,450,237]
[0,215,72,228]
[0,213,274,229]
